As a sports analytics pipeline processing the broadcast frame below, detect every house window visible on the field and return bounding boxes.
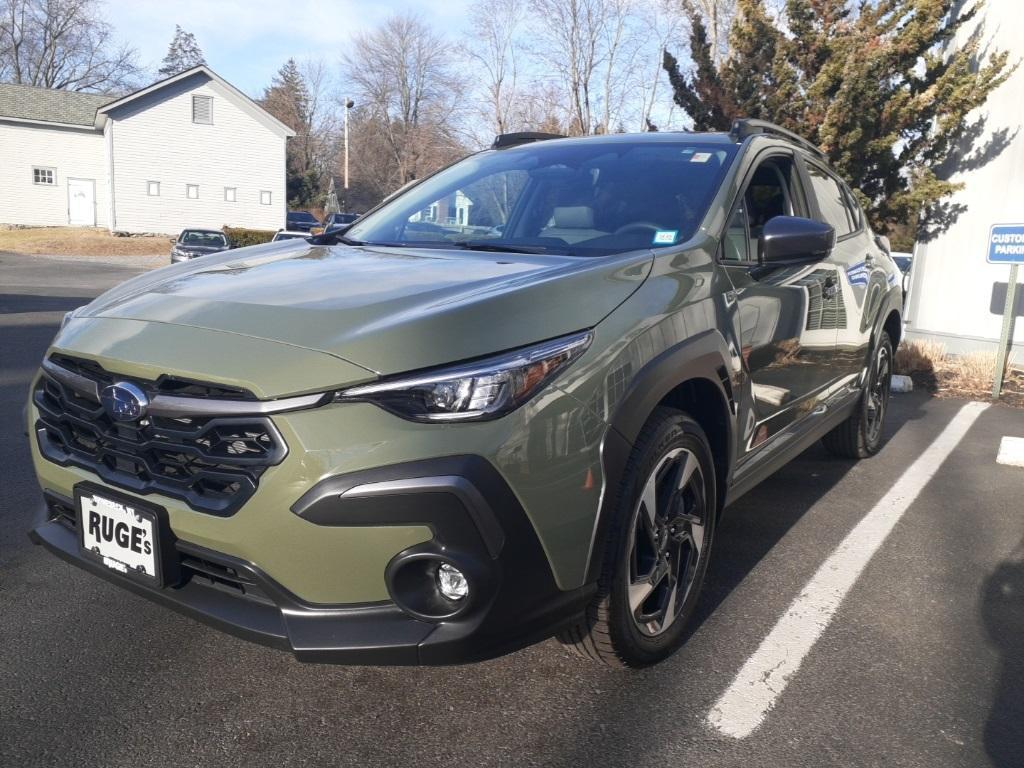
[259,190,272,205]
[224,187,237,202]
[33,167,55,185]
[186,184,199,199]
[192,94,213,124]
[147,181,160,196]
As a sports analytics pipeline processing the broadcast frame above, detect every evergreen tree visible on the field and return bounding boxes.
[261,59,317,207]
[158,25,206,78]
[664,0,1013,239]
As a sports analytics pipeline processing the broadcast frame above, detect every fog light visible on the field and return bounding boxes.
[437,563,469,601]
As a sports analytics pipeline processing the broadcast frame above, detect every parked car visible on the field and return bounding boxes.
[170,229,231,263]
[890,251,913,299]
[272,230,311,242]
[27,121,902,668]
[322,212,360,230]
[286,210,320,232]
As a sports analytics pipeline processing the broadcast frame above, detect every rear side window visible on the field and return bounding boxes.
[806,164,853,237]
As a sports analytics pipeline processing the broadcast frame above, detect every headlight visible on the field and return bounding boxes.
[335,330,592,422]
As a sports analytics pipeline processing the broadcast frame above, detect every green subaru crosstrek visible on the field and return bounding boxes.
[27,121,903,667]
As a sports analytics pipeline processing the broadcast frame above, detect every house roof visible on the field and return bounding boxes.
[0,82,115,127]
[0,66,294,137]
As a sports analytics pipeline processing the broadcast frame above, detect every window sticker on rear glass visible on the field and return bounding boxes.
[653,230,678,246]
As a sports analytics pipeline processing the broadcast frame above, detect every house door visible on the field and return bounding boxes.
[67,178,96,226]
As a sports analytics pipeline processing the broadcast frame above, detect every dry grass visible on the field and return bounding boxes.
[895,339,1024,406]
[0,226,171,257]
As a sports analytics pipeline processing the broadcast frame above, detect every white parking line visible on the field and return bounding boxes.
[997,436,1024,467]
[707,401,990,739]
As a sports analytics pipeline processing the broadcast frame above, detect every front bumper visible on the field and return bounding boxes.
[29,455,595,665]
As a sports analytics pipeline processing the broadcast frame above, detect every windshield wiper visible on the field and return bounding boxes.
[449,240,553,255]
[311,230,364,246]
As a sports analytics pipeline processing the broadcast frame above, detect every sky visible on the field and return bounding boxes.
[103,0,474,97]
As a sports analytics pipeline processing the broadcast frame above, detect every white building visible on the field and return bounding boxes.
[905,0,1023,364]
[0,66,294,234]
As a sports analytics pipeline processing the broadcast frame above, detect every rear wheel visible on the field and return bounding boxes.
[558,408,717,667]
[822,330,893,459]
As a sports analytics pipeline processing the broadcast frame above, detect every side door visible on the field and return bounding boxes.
[799,157,884,386]
[720,150,842,452]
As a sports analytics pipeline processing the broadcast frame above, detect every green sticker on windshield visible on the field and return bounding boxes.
[653,230,678,246]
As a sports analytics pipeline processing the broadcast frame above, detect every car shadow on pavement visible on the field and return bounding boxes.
[981,535,1024,767]
[534,393,933,765]
[682,392,931,642]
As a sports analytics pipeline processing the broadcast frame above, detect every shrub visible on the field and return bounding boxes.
[223,226,276,248]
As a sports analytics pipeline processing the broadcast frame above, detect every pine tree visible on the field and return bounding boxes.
[158,25,206,78]
[261,59,316,206]
[663,0,1014,239]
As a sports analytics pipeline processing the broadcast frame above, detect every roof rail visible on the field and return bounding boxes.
[491,131,565,150]
[729,118,825,158]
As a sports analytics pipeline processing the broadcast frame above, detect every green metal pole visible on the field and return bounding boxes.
[992,263,1020,399]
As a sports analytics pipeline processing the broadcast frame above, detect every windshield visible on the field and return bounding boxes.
[180,231,227,247]
[347,139,737,256]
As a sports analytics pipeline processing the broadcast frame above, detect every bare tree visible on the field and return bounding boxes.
[636,0,684,131]
[0,0,140,92]
[527,0,652,135]
[463,0,525,139]
[342,14,465,188]
[528,0,602,134]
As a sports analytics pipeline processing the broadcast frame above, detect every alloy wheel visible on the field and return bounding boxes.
[626,448,707,637]
[865,343,891,445]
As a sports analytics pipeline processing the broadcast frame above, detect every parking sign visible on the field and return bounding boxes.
[987,224,1024,264]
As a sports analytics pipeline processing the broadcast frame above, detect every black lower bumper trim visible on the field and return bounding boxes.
[30,454,595,665]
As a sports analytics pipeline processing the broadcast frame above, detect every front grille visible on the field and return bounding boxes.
[34,356,287,516]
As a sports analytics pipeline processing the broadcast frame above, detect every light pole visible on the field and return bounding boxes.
[343,98,354,211]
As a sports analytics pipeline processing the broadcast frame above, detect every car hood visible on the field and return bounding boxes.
[79,241,653,375]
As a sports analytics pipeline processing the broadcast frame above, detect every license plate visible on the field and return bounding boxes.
[78,490,160,583]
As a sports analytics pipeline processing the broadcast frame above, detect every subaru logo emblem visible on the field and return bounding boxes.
[100,381,149,422]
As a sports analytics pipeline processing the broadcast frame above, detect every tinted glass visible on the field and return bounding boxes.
[892,255,912,273]
[289,212,318,223]
[347,140,738,257]
[806,164,853,237]
[722,205,750,262]
[180,231,227,247]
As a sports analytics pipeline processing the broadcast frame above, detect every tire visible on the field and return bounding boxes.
[822,330,893,459]
[558,407,717,668]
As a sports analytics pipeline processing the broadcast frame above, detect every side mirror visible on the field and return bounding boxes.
[761,216,835,264]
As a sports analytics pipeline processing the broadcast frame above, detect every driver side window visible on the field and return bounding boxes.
[721,155,805,264]
[745,157,802,261]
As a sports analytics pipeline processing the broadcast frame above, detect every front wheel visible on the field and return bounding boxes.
[558,408,717,667]
[822,330,893,459]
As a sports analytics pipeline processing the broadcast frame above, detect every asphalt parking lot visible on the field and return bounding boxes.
[2,251,1023,768]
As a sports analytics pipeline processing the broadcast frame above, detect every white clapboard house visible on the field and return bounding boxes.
[0,66,294,234]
